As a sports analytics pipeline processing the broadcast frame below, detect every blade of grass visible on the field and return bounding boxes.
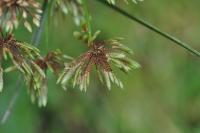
[96,0,200,57]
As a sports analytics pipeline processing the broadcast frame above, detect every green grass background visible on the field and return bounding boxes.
[1,0,200,132]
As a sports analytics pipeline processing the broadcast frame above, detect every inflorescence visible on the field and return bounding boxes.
[0,0,141,107]
[0,0,42,32]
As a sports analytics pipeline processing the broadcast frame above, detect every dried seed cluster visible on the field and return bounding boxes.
[0,34,70,107]
[28,50,72,107]
[0,33,40,92]
[57,31,140,91]
[0,0,42,32]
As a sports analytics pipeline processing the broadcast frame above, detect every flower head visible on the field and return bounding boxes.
[0,32,40,92]
[58,31,140,91]
[28,50,72,107]
[0,0,42,32]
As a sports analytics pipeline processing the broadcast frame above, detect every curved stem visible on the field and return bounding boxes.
[0,0,49,125]
[96,0,200,57]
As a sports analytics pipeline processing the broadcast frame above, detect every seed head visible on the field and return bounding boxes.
[58,31,140,91]
[0,32,40,93]
[0,0,42,32]
[28,50,72,107]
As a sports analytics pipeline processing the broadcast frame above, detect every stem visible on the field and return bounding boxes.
[32,0,49,45]
[82,0,92,42]
[0,76,22,124]
[0,0,49,125]
[96,0,200,57]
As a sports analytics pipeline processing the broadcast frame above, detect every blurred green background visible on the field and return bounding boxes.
[1,0,200,133]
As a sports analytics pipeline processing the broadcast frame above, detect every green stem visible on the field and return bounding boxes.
[96,0,200,57]
[82,0,92,42]
[32,0,49,45]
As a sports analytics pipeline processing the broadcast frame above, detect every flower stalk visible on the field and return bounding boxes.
[96,0,200,57]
